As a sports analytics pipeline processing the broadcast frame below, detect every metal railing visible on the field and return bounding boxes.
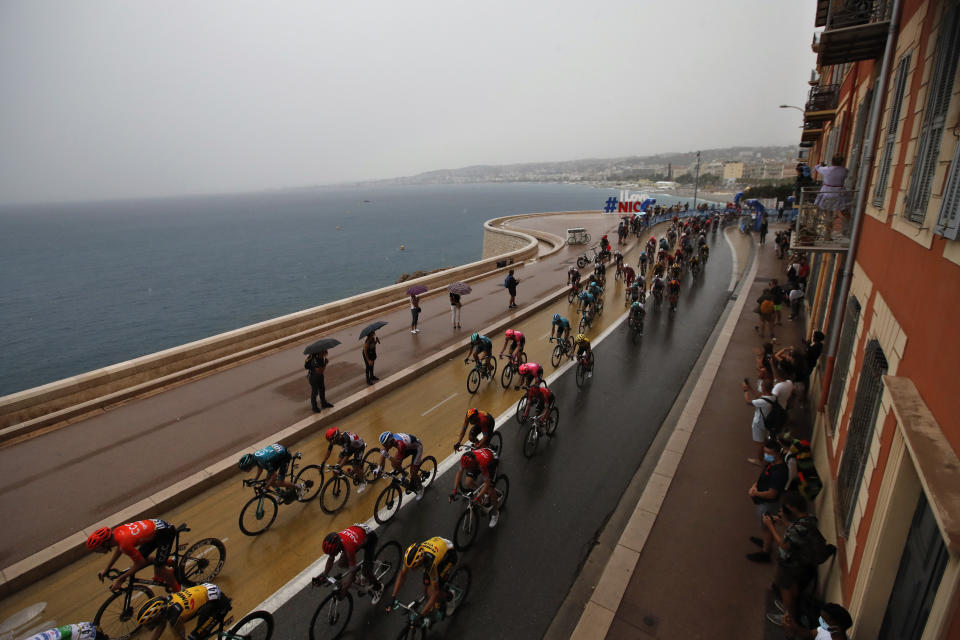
[793,186,855,249]
[826,0,892,30]
[806,83,840,112]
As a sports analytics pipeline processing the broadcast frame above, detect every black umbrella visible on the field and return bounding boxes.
[303,338,341,355]
[359,321,388,339]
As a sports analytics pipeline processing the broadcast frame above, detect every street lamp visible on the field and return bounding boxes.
[779,104,804,111]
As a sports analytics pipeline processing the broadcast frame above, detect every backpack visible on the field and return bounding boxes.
[788,439,823,501]
[759,397,788,435]
[760,299,775,315]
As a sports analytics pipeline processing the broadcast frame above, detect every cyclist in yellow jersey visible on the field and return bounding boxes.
[386,537,458,618]
[136,583,231,640]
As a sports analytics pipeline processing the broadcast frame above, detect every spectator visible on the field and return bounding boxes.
[449,291,462,329]
[797,257,810,290]
[792,602,853,639]
[814,157,851,239]
[305,350,334,412]
[804,331,825,370]
[757,342,775,392]
[772,354,796,409]
[505,269,519,309]
[759,216,769,245]
[747,439,789,562]
[744,377,777,465]
[409,293,421,334]
[362,332,380,385]
[770,279,785,325]
[789,285,805,320]
[756,289,776,339]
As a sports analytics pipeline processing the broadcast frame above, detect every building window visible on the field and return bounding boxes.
[828,295,861,431]
[934,140,960,239]
[905,6,960,223]
[807,254,822,305]
[873,53,912,208]
[836,340,889,534]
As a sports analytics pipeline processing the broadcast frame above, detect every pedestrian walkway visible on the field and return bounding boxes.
[571,225,812,639]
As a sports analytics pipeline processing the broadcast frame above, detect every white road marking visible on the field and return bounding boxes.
[420,393,458,416]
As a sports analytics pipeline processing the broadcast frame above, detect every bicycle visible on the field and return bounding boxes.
[456,434,503,458]
[522,405,559,458]
[514,391,544,426]
[140,605,273,640]
[628,312,645,344]
[238,452,323,535]
[577,309,594,334]
[319,456,379,515]
[464,355,497,394]
[690,261,701,278]
[499,350,527,389]
[390,567,471,639]
[652,288,663,312]
[451,477,510,550]
[93,525,226,638]
[308,541,403,640]
[549,336,572,367]
[372,458,438,524]
[566,280,582,303]
[575,350,595,389]
[668,292,679,313]
[576,247,601,269]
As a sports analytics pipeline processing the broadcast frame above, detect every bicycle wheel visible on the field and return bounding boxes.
[550,344,563,368]
[374,484,403,524]
[575,362,588,389]
[239,495,278,536]
[578,316,587,334]
[369,540,402,588]
[229,610,274,640]
[546,406,560,436]
[177,537,226,586]
[417,456,437,489]
[514,396,528,425]
[486,356,497,379]
[447,566,472,613]
[466,369,480,394]
[320,475,350,514]
[631,321,641,345]
[295,464,324,502]
[567,289,575,303]
[94,585,155,639]
[522,424,539,458]
[362,449,382,482]
[500,362,513,389]
[488,431,503,457]
[519,351,528,364]
[308,592,353,640]
[576,256,588,269]
[453,508,479,551]
[494,475,510,509]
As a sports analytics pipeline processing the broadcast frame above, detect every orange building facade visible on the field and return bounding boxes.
[795,0,960,637]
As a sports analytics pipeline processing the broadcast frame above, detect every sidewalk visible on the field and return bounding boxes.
[572,225,811,639]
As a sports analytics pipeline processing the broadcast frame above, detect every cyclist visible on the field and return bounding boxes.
[387,537,458,619]
[455,408,496,451]
[24,623,106,640]
[550,313,572,350]
[522,384,556,425]
[321,427,368,493]
[668,261,682,281]
[573,334,593,377]
[600,234,611,255]
[578,290,596,323]
[637,250,648,276]
[238,443,302,503]
[451,448,501,527]
[377,431,426,500]
[87,519,180,594]
[135,583,230,640]
[622,264,635,287]
[629,300,645,331]
[566,265,580,286]
[689,253,701,275]
[613,249,624,276]
[700,243,710,262]
[667,278,681,311]
[465,333,494,377]
[651,275,664,305]
[627,279,641,305]
[515,361,544,390]
[593,260,606,286]
[312,524,384,603]
[659,237,670,252]
[588,280,603,305]
[498,329,525,362]
[653,261,665,279]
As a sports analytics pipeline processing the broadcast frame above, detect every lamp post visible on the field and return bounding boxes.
[779,104,804,111]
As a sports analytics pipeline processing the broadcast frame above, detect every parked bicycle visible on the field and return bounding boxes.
[451,478,509,550]
[93,524,226,638]
[575,246,602,269]
[499,350,527,389]
[549,336,573,367]
[373,458,438,524]
[464,355,497,394]
[391,567,471,639]
[575,350,595,389]
[522,404,559,458]
[319,458,379,514]
[238,451,323,535]
[308,541,403,640]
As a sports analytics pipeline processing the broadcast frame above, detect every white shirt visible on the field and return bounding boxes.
[789,289,804,302]
[816,164,848,188]
[772,379,794,406]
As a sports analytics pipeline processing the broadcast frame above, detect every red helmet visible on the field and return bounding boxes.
[324,427,339,442]
[504,329,515,339]
[460,452,477,469]
[322,532,341,555]
[86,527,112,551]
[466,408,479,421]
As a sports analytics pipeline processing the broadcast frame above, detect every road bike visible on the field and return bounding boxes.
[319,456,380,514]
[140,605,273,640]
[93,524,226,638]
[577,309,594,334]
[308,541,403,640]
[499,350,527,389]
[372,458,438,524]
[451,477,510,550]
[628,312,645,344]
[238,452,323,535]
[575,350,595,389]
[464,355,497,394]
[456,434,503,458]
[690,260,701,278]
[514,392,544,426]
[390,567,471,639]
[522,405,559,458]
[566,280,582,303]
[652,288,663,312]
[549,336,573,367]
[668,291,679,313]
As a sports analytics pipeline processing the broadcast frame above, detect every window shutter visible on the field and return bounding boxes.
[935,141,960,239]
[873,54,911,207]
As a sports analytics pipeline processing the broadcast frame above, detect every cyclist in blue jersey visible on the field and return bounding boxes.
[24,623,105,640]
[578,291,597,322]
[550,313,571,347]
[238,443,302,503]
[465,333,494,377]
[588,281,603,304]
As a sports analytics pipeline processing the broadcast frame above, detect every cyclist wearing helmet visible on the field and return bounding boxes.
[498,329,525,361]
[377,432,426,500]
[629,300,645,329]
[522,385,556,424]
[593,261,606,286]
[550,313,571,349]
[312,524,383,603]
[515,361,544,390]
[451,448,501,527]
[566,265,580,286]
[588,280,603,304]
[574,334,592,370]
[136,583,229,640]
[613,249,623,266]
[456,408,495,451]
[667,278,681,310]
[388,537,458,618]
[464,333,494,377]
[578,291,596,322]
[622,264,635,287]
[320,428,368,492]
[87,519,180,594]
[23,622,105,640]
[237,443,301,502]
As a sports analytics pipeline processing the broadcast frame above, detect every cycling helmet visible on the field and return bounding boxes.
[460,451,477,469]
[136,596,169,626]
[321,532,342,555]
[238,454,256,472]
[578,291,588,300]
[324,427,339,442]
[552,313,561,323]
[86,527,112,551]
[379,431,393,447]
[518,363,529,375]
[466,408,479,420]
[404,542,435,569]
[504,329,515,339]
[575,334,588,344]
[470,333,479,344]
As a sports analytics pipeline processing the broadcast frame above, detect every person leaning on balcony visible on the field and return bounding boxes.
[814,157,851,239]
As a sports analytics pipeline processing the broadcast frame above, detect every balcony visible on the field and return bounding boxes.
[792,187,854,252]
[801,121,825,142]
[805,83,840,123]
[817,0,892,66]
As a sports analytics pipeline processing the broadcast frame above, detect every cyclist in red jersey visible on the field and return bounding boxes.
[522,385,556,423]
[450,448,501,528]
[498,329,525,362]
[515,362,544,390]
[455,408,495,451]
[312,523,384,603]
[87,519,180,593]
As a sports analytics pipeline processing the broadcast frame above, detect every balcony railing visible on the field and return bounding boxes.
[826,0,892,29]
[806,83,840,113]
[818,0,892,65]
[792,186,854,251]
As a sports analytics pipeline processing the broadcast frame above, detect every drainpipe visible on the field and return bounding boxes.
[819,0,903,411]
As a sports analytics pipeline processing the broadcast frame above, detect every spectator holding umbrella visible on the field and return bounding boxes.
[406,285,426,334]
[448,282,471,329]
[360,321,386,385]
[303,338,339,412]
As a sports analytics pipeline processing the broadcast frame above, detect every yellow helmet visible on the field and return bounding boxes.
[404,542,435,570]
[136,595,169,626]
[574,334,588,344]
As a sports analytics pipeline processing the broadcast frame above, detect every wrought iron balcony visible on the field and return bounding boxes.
[818,0,892,65]
[792,186,854,252]
[801,121,825,142]
[805,83,840,121]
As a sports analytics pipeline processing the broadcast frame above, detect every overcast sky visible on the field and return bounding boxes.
[0,1,817,204]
